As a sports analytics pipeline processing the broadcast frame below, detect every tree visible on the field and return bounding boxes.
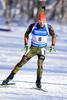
[12,0,20,18]
[49,0,61,20]
[3,0,67,23]
[59,0,67,22]
[35,0,47,22]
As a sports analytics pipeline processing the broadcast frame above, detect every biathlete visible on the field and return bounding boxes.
[2,14,56,88]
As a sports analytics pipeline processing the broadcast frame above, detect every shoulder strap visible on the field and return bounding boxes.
[45,23,49,35]
[32,22,38,32]
[32,22,49,35]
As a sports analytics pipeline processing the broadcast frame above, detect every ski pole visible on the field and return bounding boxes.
[20,48,58,52]
[49,50,58,52]
[19,47,30,51]
[19,49,24,51]
[54,50,58,52]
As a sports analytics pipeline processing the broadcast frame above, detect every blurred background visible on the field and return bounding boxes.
[0,0,67,29]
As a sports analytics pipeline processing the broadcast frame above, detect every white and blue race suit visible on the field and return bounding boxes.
[31,23,49,47]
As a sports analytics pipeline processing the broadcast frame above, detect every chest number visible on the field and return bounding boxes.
[38,37,42,41]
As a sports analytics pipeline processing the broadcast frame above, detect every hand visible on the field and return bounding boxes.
[49,46,54,52]
[24,45,28,51]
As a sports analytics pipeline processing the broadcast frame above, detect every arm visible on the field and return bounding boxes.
[24,23,34,51]
[24,32,28,45]
[49,25,56,52]
[49,25,56,47]
[52,33,56,47]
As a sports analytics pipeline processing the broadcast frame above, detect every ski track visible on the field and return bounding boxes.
[0,20,67,100]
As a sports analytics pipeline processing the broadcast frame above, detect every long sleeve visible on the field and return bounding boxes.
[49,25,56,46]
[24,23,34,45]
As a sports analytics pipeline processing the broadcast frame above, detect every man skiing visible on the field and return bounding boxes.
[2,14,56,88]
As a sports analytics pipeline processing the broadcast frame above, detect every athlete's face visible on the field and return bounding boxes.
[39,20,45,27]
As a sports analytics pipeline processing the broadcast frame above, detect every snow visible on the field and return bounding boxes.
[0,16,67,100]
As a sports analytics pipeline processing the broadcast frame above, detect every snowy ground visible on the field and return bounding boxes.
[0,16,67,100]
